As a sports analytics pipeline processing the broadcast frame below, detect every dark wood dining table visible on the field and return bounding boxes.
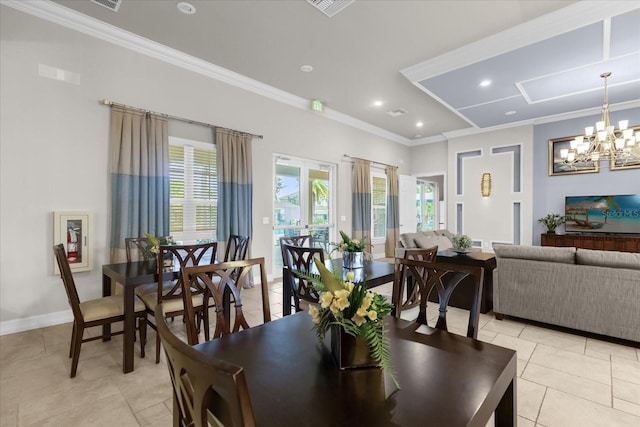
[282,259,396,316]
[102,260,167,373]
[193,312,517,426]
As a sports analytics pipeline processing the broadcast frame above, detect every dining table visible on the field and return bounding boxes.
[282,259,396,316]
[193,311,517,426]
[102,259,176,373]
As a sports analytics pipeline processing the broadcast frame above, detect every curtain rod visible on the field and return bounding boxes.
[100,99,263,139]
[343,154,397,169]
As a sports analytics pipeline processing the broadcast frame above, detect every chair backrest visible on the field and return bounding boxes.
[281,243,325,308]
[403,246,438,262]
[181,257,271,344]
[392,246,439,312]
[393,258,484,339]
[53,244,83,322]
[157,242,218,307]
[155,304,256,427]
[278,235,313,264]
[223,235,250,262]
[125,237,152,262]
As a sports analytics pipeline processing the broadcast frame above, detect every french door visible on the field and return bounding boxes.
[273,155,335,275]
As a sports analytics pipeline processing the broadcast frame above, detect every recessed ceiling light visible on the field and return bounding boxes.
[479,79,492,87]
[177,2,196,15]
[505,110,517,116]
[416,122,424,127]
[301,65,313,72]
[414,134,423,138]
[373,100,383,107]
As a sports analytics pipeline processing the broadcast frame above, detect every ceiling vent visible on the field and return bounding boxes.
[89,0,123,12]
[386,108,408,118]
[306,0,354,18]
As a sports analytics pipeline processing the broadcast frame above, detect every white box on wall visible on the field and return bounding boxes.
[53,211,93,274]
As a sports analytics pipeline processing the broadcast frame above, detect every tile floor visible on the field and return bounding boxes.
[1,280,639,427]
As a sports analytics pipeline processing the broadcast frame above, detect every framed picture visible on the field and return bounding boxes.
[610,125,640,171]
[548,135,599,176]
[53,211,93,274]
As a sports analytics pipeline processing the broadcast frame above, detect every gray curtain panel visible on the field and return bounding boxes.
[215,128,254,243]
[109,106,169,263]
[352,158,372,254]
[385,165,399,258]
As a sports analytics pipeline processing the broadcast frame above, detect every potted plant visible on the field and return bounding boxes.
[538,214,565,233]
[451,234,473,253]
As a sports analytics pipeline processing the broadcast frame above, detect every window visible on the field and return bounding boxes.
[372,174,387,239]
[169,137,217,243]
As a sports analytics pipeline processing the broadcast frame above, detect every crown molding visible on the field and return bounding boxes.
[1,0,411,145]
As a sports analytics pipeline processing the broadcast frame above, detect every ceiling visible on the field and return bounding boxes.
[15,0,640,145]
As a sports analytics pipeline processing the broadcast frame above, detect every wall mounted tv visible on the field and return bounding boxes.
[565,195,640,234]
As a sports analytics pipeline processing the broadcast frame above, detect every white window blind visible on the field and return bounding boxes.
[372,174,387,239]
[169,137,217,243]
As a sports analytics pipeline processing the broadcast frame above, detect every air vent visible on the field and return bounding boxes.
[90,0,123,12]
[306,0,354,18]
[386,108,408,117]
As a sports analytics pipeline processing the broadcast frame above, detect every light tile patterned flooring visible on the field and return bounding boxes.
[1,280,639,427]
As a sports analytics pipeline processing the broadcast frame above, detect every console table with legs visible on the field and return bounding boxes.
[541,233,640,253]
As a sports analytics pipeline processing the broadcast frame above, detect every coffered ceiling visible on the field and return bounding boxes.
[7,0,640,145]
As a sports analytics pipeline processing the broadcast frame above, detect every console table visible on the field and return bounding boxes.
[541,233,640,253]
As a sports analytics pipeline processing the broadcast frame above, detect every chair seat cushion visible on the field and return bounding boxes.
[80,295,146,322]
[140,291,204,314]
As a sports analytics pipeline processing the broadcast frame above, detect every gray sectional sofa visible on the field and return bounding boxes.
[395,230,454,258]
[493,244,640,342]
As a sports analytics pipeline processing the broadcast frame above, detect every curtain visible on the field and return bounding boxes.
[385,166,399,258]
[216,128,254,244]
[109,106,169,262]
[352,159,372,254]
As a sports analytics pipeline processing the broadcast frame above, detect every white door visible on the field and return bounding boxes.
[399,174,416,235]
[273,155,335,275]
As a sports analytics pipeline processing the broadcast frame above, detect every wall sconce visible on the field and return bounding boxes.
[481,173,492,197]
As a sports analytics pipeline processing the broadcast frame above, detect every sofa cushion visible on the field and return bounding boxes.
[494,244,576,264]
[399,233,418,249]
[576,248,640,270]
[414,234,452,250]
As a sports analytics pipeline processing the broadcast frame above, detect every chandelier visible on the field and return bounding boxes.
[560,72,639,167]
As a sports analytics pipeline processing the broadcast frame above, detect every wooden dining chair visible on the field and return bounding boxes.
[136,241,218,362]
[393,257,484,339]
[181,258,271,345]
[278,234,313,265]
[155,304,256,427]
[124,237,152,262]
[394,246,439,312]
[281,243,325,312]
[223,234,250,262]
[53,244,147,377]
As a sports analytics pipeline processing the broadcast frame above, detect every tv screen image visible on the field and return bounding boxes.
[565,195,640,234]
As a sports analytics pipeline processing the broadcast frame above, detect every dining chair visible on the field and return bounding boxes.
[53,244,147,377]
[281,243,325,312]
[223,234,250,262]
[393,257,484,339]
[394,246,439,312]
[124,236,152,262]
[136,241,218,362]
[155,304,256,427]
[181,257,271,345]
[278,234,313,265]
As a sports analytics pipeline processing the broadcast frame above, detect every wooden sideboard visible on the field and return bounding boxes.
[541,233,640,253]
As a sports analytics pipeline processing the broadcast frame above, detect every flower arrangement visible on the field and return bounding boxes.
[451,233,473,251]
[538,213,565,232]
[335,230,365,253]
[142,233,174,260]
[304,257,399,388]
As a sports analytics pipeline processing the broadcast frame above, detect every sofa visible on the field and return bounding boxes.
[493,244,640,342]
[395,230,454,258]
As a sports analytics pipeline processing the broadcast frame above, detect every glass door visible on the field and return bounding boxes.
[273,155,335,275]
[417,180,436,231]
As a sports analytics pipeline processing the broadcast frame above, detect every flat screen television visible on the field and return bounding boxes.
[564,195,640,234]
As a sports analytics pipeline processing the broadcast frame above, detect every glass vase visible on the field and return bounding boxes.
[342,251,364,269]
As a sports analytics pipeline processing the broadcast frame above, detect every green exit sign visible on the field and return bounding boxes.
[311,99,324,113]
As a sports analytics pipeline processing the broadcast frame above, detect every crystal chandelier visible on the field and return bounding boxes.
[560,72,639,167]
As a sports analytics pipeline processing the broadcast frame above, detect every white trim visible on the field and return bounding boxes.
[0,0,411,146]
[0,309,73,336]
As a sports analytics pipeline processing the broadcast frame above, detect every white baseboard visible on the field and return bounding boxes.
[0,310,73,336]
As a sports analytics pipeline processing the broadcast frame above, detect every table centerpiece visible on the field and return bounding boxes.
[451,233,473,253]
[143,233,175,264]
[334,230,367,269]
[302,257,399,388]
